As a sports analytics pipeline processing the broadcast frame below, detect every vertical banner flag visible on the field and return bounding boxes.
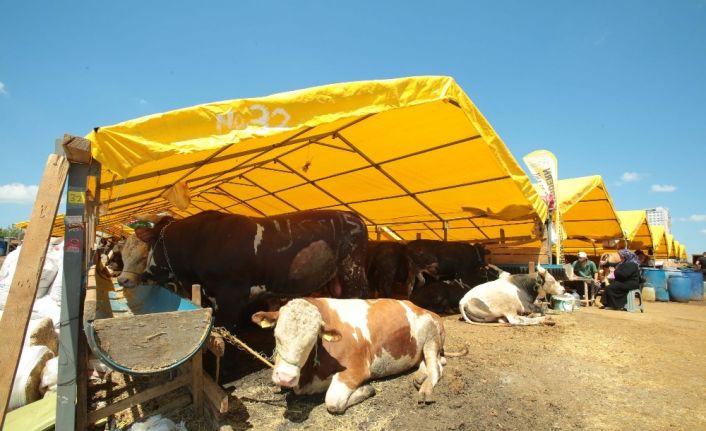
[523,150,563,264]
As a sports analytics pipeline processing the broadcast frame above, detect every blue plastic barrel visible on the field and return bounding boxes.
[684,270,704,301]
[668,274,691,303]
[0,239,7,257]
[642,268,669,302]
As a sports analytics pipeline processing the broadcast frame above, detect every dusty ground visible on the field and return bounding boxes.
[94,300,706,431]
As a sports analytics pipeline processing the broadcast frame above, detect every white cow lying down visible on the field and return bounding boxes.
[459,265,564,326]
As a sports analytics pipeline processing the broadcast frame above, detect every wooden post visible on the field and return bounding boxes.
[191,284,204,416]
[0,154,69,428]
[443,221,448,242]
[56,161,90,431]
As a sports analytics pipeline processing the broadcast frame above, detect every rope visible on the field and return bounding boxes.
[213,326,275,369]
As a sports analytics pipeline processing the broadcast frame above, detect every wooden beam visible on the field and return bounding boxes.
[62,134,92,164]
[0,154,69,428]
[190,284,204,416]
[87,373,190,424]
[203,373,228,414]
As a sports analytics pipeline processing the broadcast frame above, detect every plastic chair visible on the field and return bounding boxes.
[625,289,644,313]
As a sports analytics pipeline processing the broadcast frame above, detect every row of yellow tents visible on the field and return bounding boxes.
[15,76,687,261]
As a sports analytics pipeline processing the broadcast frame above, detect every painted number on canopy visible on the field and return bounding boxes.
[216,105,291,132]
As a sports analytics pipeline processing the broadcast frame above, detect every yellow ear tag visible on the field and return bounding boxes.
[260,320,272,328]
[322,333,335,342]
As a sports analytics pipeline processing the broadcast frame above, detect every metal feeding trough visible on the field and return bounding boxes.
[83,270,213,375]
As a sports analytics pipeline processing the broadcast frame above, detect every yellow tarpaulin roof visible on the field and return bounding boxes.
[665,234,674,258]
[616,210,653,251]
[15,214,134,239]
[522,175,623,256]
[651,226,669,258]
[15,215,66,238]
[86,76,547,242]
[557,175,622,241]
[671,239,681,259]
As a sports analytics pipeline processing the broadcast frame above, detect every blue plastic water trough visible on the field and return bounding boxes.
[83,269,213,375]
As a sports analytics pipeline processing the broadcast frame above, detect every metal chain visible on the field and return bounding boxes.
[159,220,175,275]
[213,326,275,368]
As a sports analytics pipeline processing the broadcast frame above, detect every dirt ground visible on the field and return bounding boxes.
[98,299,706,431]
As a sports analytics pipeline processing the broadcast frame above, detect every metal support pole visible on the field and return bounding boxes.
[546,209,554,265]
[56,162,89,431]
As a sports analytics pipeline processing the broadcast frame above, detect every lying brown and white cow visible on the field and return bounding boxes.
[252,298,449,414]
[458,265,564,326]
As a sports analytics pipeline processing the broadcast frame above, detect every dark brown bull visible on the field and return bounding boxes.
[118,210,368,326]
[405,240,487,294]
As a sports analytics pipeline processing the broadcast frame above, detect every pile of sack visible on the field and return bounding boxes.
[0,238,64,411]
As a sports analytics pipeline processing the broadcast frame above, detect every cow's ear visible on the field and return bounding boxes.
[321,328,342,342]
[252,311,279,329]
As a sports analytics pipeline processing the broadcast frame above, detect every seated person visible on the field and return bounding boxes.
[568,251,600,299]
[634,249,650,267]
[601,249,641,310]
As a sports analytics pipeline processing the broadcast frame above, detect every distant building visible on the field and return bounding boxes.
[646,207,672,234]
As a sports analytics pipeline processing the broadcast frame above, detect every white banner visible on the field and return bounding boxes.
[523,150,563,263]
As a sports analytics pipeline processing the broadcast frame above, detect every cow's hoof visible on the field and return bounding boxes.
[541,319,556,326]
[326,405,347,415]
[417,391,434,405]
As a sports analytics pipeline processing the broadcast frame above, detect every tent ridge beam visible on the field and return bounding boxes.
[333,132,444,223]
[214,186,268,217]
[274,159,375,226]
[240,173,301,212]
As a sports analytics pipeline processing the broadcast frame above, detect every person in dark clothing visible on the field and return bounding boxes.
[634,249,650,267]
[696,252,706,277]
[601,249,641,310]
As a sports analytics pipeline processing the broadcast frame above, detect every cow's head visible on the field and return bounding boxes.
[116,213,170,288]
[116,234,150,288]
[252,299,341,388]
[536,264,564,297]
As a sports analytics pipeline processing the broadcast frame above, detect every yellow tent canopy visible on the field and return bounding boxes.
[15,215,66,238]
[680,243,687,260]
[525,175,623,256]
[671,239,681,259]
[557,175,622,243]
[86,76,547,242]
[616,210,653,252]
[651,226,669,259]
[15,214,133,239]
[665,234,674,259]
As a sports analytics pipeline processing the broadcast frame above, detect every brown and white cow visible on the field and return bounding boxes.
[251,298,448,414]
[458,265,564,326]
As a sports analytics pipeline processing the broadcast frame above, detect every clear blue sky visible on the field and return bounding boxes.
[1,0,704,255]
